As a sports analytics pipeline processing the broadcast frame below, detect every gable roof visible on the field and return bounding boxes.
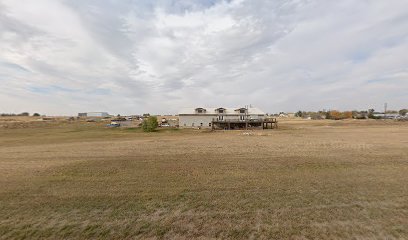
[179,107,265,115]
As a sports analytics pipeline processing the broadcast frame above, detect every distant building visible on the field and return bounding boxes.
[373,113,400,119]
[159,116,179,127]
[78,112,109,117]
[179,107,276,129]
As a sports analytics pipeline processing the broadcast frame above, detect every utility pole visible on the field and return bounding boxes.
[384,102,387,119]
[245,105,249,130]
[245,105,249,120]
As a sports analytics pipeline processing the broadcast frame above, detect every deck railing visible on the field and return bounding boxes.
[212,118,277,123]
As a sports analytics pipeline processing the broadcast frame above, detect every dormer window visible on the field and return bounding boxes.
[195,108,206,114]
[236,108,247,114]
[216,108,226,114]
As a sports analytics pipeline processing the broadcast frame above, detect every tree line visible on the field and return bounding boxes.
[1,112,41,117]
[294,109,407,120]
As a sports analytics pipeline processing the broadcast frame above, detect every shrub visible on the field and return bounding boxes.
[142,116,158,132]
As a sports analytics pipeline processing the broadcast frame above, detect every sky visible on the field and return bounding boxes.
[0,0,407,115]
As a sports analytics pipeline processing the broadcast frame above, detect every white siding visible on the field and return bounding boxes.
[179,115,214,128]
[87,112,109,117]
[178,107,266,128]
[179,114,264,128]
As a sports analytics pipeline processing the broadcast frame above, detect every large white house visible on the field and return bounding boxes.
[178,107,267,129]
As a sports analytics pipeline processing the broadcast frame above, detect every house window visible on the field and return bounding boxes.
[240,115,245,120]
[218,116,224,121]
[218,109,224,114]
[200,123,203,126]
[195,108,206,114]
[240,109,246,114]
[209,123,212,127]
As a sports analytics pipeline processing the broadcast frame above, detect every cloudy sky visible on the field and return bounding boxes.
[0,0,407,115]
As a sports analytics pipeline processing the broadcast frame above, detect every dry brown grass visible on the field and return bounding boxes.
[0,118,408,239]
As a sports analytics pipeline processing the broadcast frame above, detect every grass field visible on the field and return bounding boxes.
[1,118,408,239]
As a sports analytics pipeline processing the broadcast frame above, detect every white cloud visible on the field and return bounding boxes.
[0,0,407,115]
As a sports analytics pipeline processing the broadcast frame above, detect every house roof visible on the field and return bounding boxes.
[178,107,265,115]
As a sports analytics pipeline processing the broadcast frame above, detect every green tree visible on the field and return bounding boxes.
[33,113,41,116]
[399,109,408,116]
[142,116,158,132]
[325,111,331,119]
[368,109,375,119]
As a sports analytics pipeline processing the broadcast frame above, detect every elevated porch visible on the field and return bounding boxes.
[211,118,277,130]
